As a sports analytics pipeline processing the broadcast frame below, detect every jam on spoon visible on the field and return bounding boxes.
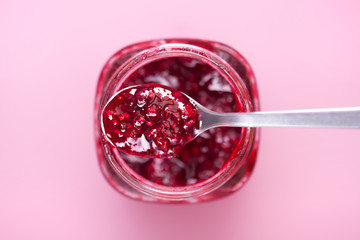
[101,83,200,159]
[102,82,360,161]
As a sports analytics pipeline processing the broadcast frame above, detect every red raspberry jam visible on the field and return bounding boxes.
[118,58,243,186]
[95,39,259,202]
[101,83,200,159]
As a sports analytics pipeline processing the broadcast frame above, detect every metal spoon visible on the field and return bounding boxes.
[191,98,360,138]
[101,84,359,158]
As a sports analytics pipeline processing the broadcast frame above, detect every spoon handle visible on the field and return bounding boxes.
[204,107,360,129]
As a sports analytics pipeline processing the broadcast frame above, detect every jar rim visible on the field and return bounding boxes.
[98,42,256,200]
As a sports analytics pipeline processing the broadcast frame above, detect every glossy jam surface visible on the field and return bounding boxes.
[114,57,243,187]
[102,83,200,159]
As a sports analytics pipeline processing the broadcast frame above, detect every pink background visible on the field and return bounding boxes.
[1,0,360,239]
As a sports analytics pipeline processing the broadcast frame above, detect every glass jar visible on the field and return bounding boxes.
[94,39,260,203]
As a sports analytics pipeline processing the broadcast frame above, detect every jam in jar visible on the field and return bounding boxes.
[95,39,259,202]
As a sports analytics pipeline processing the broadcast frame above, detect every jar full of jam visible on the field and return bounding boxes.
[94,39,260,203]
